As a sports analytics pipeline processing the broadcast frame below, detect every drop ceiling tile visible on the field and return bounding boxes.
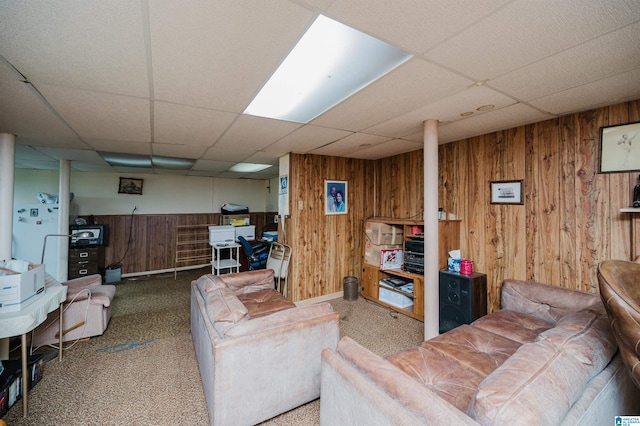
[310,132,391,157]
[326,0,511,54]
[15,159,60,170]
[154,102,237,146]
[35,147,106,162]
[71,163,115,173]
[311,58,473,133]
[0,58,21,80]
[364,85,517,138]
[113,166,154,174]
[214,115,302,150]
[529,68,640,115]
[0,1,150,96]
[192,159,236,172]
[201,147,255,163]
[427,0,640,81]
[151,143,207,159]
[264,125,353,154]
[0,80,78,139]
[37,84,151,142]
[241,151,282,165]
[438,103,551,143]
[83,139,151,155]
[349,139,422,160]
[16,136,90,150]
[149,0,315,111]
[490,22,640,101]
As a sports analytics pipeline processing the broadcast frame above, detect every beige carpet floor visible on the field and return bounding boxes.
[3,267,424,425]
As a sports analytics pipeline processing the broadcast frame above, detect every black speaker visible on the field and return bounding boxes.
[439,270,487,333]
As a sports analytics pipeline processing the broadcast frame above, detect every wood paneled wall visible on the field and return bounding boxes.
[284,154,375,302]
[376,100,639,312]
[88,212,276,274]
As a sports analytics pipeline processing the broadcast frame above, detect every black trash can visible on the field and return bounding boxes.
[343,276,359,301]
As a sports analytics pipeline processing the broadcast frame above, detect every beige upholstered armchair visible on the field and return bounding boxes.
[598,259,640,389]
[32,274,116,347]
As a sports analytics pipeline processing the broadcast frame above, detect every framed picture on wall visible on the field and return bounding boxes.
[325,180,348,215]
[490,180,523,205]
[118,177,143,195]
[599,121,640,173]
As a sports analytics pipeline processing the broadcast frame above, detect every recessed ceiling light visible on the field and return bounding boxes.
[460,111,474,117]
[229,163,273,173]
[244,15,412,123]
[477,104,495,111]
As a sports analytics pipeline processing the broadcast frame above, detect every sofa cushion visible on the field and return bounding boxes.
[195,273,227,296]
[236,288,295,319]
[471,309,554,344]
[205,287,249,326]
[386,343,484,412]
[501,279,600,323]
[223,302,334,338]
[468,306,617,425]
[423,325,522,377]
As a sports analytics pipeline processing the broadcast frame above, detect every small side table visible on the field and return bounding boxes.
[211,243,241,275]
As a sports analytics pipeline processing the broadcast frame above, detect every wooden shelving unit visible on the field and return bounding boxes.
[174,223,217,279]
[361,218,460,321]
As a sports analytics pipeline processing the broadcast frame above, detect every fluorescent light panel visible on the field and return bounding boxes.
[229,163,272,173]
[100,152,194,170]
[244,15,412,123]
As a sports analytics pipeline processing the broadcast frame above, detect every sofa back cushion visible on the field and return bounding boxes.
[468,307,617,425]
[205,287,249,334]
[501,279,600,323]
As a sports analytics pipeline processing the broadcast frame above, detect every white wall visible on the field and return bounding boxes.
[14,170,278,215]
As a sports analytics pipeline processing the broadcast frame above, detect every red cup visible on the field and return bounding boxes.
[460,259,473,275]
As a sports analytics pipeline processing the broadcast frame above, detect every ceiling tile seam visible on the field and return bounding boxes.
[141,0,156,150]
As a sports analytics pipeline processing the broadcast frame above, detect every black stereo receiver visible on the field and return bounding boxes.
[405,240,424,253]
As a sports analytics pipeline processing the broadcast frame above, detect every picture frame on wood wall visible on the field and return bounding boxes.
[325,180,348,215]
[490,180,524,205]
[599,121,640,173]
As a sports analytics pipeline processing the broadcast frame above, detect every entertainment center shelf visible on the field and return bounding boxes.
[361,218,460,321]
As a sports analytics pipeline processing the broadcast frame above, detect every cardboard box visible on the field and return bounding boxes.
[364,242,402,267]
[365,222,404,245]
[0,264,45,313]
[379,287,413,309]
[209,225,236,245]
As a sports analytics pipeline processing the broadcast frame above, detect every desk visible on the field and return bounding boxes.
[0,274,66,416]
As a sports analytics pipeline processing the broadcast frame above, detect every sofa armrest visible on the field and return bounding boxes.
[64,274,102,290]
[501,279,600,323]
[320,337,478,425]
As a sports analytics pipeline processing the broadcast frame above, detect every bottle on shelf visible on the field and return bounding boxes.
[633,174,640,208]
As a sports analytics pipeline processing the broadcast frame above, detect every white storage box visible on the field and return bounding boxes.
[0,264,46,313]
[379,287,413,309]
[209,225,236,245]
[235,225,256,241]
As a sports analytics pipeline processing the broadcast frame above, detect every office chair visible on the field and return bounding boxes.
[238,236,269,270]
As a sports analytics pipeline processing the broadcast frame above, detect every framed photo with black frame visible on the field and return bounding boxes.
[118,177,143,195]
[325,180,347,215]
[599,121,640,173]
[490,180,524,205]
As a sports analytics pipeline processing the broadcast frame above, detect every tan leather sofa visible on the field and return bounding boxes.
[32,274,116,346]
[190,269,339,426]
[598,259,640,389]
[320,279,640,425]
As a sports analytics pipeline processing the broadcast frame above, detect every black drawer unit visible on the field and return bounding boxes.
[68,247,105,279]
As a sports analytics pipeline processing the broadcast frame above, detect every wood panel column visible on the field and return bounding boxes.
[423,119,439,340]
